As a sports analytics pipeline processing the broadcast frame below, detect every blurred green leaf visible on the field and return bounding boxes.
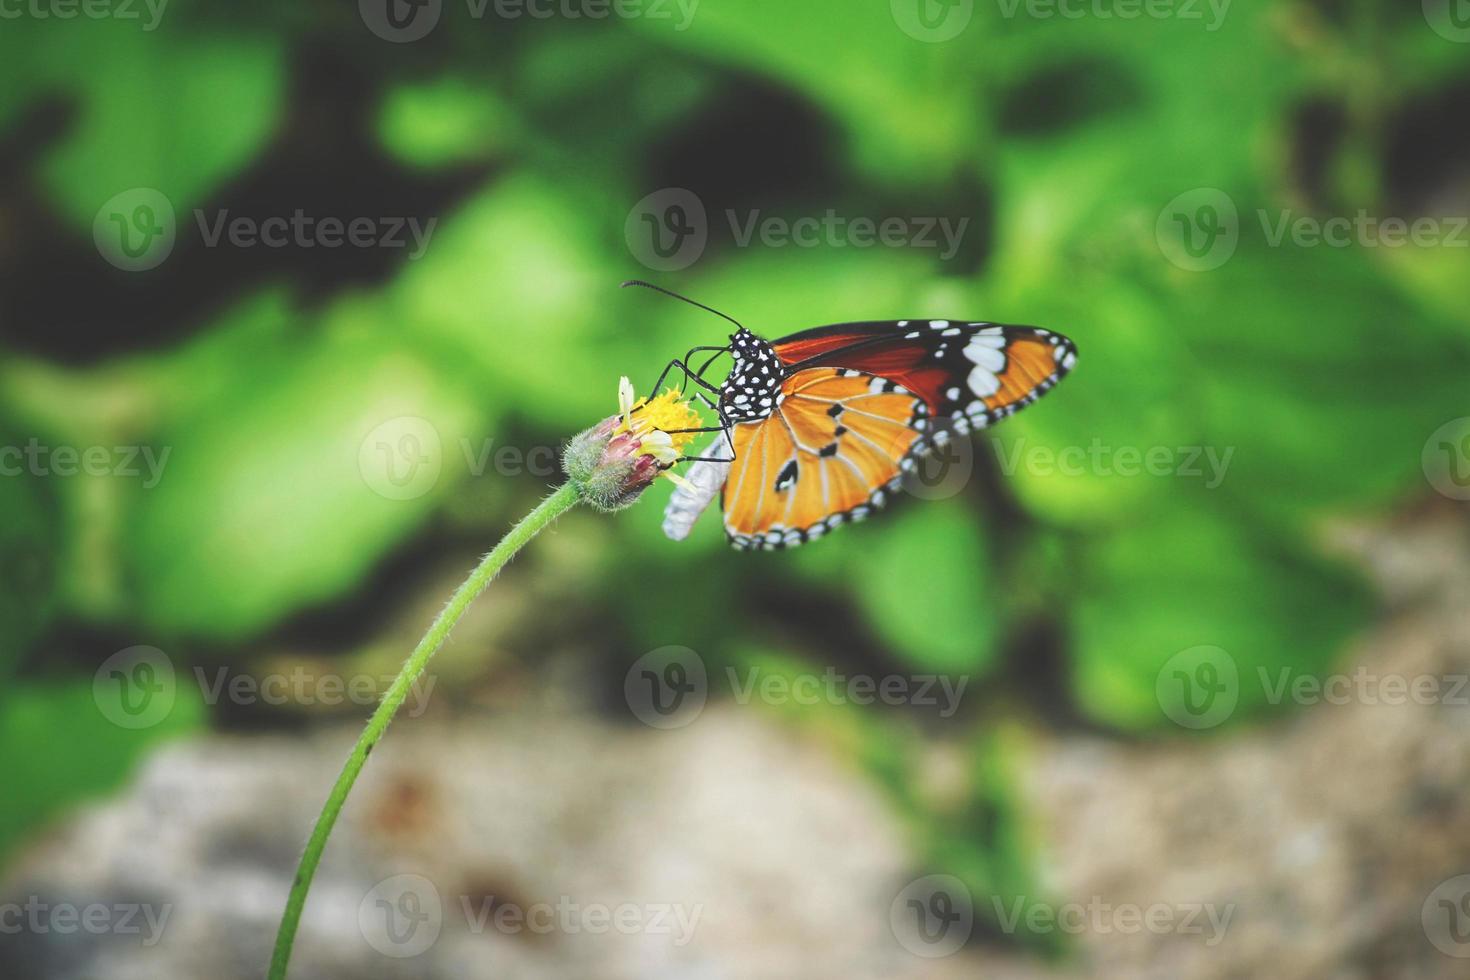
[850,501,998,674]
[639,0,985,185]
[0,678,202,864]
[1068,496,1372,730]
[123,316,490,639]
[379,77,516,169]
[0,22,285,226]
[0,446,60,675]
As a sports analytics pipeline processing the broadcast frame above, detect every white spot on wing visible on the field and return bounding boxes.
[968,365,1001,396]
[964,337,1006,373]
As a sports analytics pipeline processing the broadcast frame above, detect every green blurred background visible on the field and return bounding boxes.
[1,0,1469,976]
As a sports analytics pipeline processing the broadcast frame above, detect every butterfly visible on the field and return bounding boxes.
[626,283,1078,551]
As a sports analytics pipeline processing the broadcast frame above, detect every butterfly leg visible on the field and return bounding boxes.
[645,357,723,401]
[646,346,728,396]
[669,397,737,465]
[700,394,737,457]
[664,387,740,467]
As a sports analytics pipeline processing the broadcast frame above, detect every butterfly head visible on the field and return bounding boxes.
[719,327,782,423]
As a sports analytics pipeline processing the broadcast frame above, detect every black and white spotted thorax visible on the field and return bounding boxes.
[718,327,784,423]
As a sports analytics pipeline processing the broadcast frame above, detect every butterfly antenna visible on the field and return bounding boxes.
[620,279,746,334]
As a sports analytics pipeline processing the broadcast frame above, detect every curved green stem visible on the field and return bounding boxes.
[268,482,581,980]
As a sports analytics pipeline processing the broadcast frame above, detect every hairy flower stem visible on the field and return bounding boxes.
[268,482,581,980]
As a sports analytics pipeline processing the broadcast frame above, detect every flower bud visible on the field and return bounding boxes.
[563,377,703,512]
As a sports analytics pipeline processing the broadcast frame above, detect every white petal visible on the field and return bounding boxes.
[618,376,635,420]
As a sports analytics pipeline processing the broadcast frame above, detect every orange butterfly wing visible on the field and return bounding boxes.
[771,321,1077,429]
[721,368,927,550]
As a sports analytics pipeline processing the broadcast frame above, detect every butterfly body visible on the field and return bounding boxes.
[666,313,1077,551]
[717,328,785,423]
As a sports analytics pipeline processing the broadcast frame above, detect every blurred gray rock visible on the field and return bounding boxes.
[4,509,1469,979]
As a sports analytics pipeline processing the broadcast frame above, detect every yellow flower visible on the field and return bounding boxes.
[612,376,703,466]
[562,377,704,511]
